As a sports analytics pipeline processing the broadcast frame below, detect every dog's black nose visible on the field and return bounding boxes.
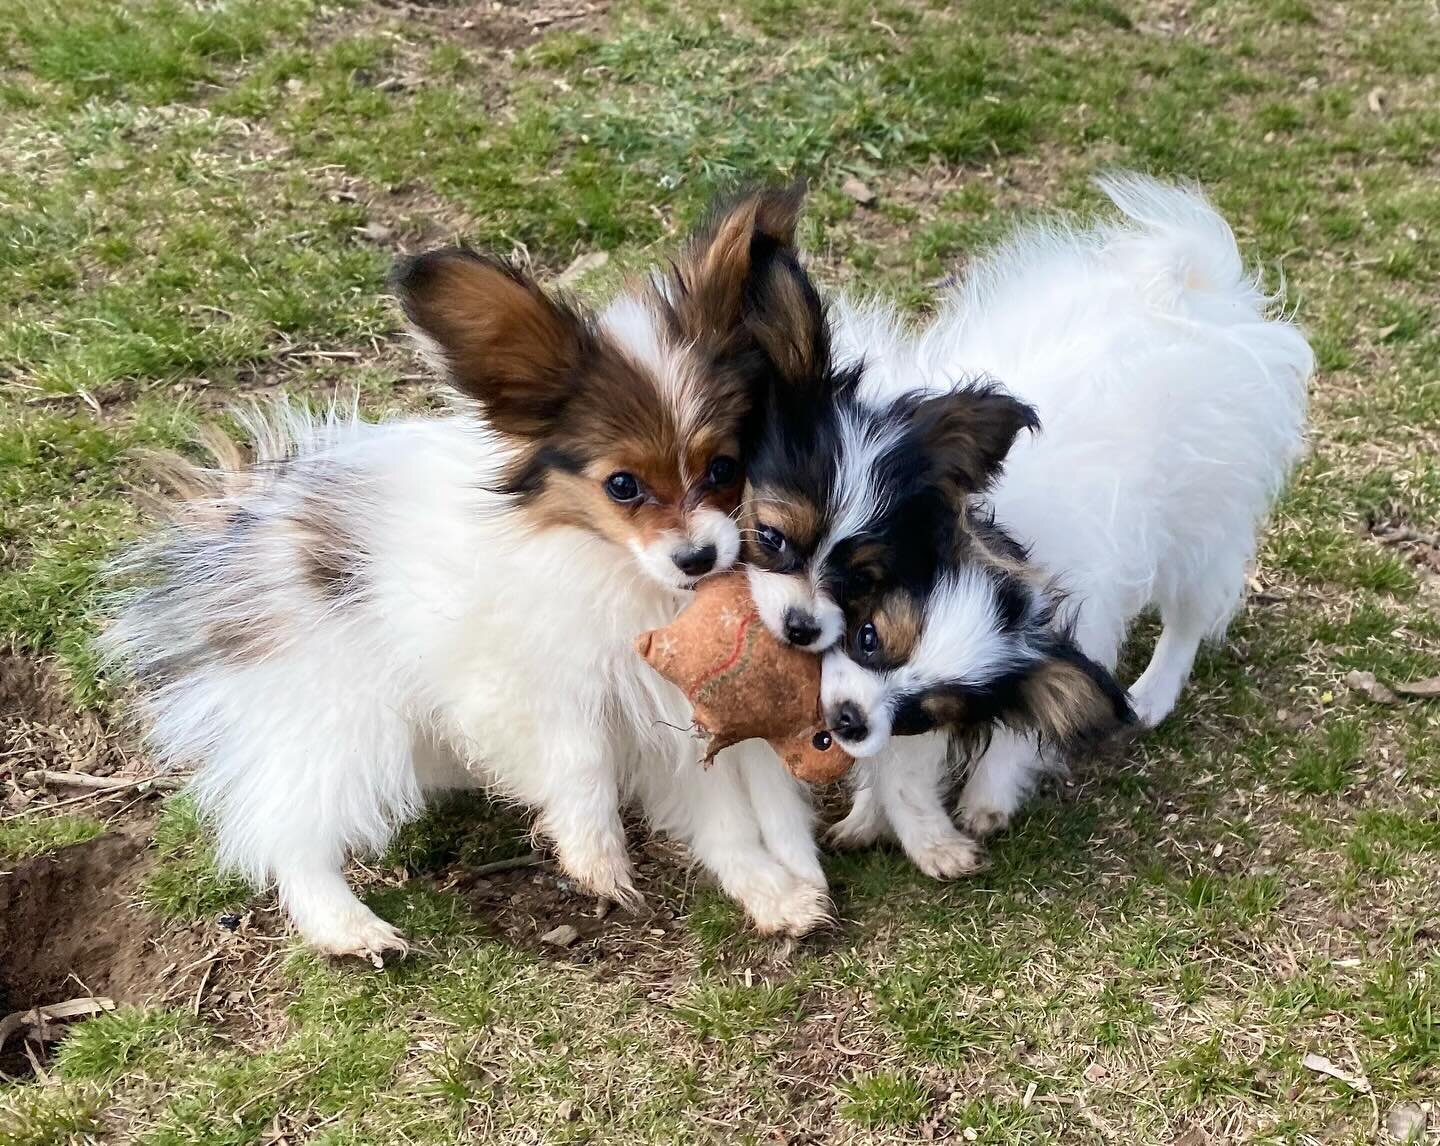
[673,543,717,578]
[783,608,821,647]
[832,701,868,743]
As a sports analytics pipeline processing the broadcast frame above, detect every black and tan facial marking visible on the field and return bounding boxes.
[848,586,924,671]
[392,199,802,564]
[739,487,825,574]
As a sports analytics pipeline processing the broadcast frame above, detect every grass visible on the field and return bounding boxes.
[0,814,104,861]
[142,797,254,919]
[1,0,1438,1142]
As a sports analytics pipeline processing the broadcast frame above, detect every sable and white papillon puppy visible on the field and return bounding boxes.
[100,190,835,962]
[742,175,1312,877]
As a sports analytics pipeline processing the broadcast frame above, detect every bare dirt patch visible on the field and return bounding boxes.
[0,823,293,1078]
[0,827,196,1015]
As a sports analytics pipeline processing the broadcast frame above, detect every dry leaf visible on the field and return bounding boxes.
[1301,1051,1370,1092]
[841,177,877,206]
[356,221,395,244]
[555,250,609,289]
[1385,1102,1427,1143]
[0,997,115,1047]
[1346,670,1397,704]
[1367,86,1386,114]
[1393,676,1440,699]
[540,924,580,948]
[1083,1061,1108,1084]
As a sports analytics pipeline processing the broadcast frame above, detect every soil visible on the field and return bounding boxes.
[0,820,296,1078]
[0,827,194,1015]
[0,653,76,729]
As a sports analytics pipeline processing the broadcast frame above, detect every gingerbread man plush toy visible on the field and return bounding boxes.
[634,574,852,784]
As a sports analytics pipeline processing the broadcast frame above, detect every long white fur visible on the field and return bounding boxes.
[824,174,1312,859]
[101,299,827,961]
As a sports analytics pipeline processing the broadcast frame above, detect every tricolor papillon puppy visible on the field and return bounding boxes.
[743,175,1312,877]
[101,190,834,961]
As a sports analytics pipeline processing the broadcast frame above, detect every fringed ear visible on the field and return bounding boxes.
[393,248,588,437]
[1007,633,1134,748]
[910,381,1040,501]
[670,184,830,390]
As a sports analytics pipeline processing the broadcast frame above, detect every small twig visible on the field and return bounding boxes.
[22,769,186,792]
[193,959,216,1016]
[0,774,185,821]
[830,997,867,1057]
[470,852,544,877]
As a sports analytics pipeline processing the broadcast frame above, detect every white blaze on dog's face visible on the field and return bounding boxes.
[394,189,811,592]
[740,352,1043,653]
[820,562,1134,758]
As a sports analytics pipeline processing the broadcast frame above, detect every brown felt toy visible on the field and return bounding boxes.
[635,573,853,784]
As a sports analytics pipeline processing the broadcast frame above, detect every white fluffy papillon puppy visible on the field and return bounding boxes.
[101,190,833,962]
[738,175,1312,876]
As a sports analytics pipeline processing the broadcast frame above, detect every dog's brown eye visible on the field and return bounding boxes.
[756,525,786,554]
[706,456,739,487]
[857,621,879,660]
[605,472,641,503]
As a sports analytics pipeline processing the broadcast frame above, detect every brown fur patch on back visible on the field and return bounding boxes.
[204,617,282,664]
[290,492,363,602]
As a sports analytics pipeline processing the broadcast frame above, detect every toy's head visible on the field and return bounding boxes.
[635,574,852,784]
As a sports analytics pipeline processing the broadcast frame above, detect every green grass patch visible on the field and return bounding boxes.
[672,980,801,1040]
[0,0,320,104]
[0,814,103,861]
[839,1069,931,1127]
[54,1008,201,1081]
[143,797,254,919]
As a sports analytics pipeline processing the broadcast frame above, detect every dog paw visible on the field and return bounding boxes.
[557,846,643,912]
[1126,687,1170,730]
[957,802,1012,838]
[827,808,884,850]
[906,831,985,880]
[742,876,832,938]
[308,908,409,968]
[595,878,644,914]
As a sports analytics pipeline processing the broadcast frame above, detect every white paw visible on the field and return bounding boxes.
[906,831,985,880]
[560,849,643,913]
[827,807,885,850]
[739,874,832,938]
[1126,687,1169,730]
[306,907,409,968]
[957,801,1012,839]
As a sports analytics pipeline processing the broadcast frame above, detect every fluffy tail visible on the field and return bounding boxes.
[1093,175,1314,727]
[1094,172,1279,328]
